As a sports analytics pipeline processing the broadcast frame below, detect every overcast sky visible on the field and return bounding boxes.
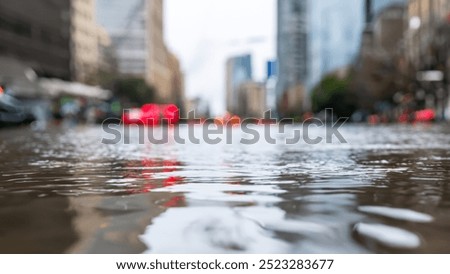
[164,0,276,116]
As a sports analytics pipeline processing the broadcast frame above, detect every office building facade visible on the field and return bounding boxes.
[225,54,253,115]
[276,0,308,117]
[97,0,182,104]
[0,0,72,80]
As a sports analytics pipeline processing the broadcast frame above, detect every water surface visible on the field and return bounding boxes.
[1,124,450,253]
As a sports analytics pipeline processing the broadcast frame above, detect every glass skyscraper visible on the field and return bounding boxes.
[226,54,253,115]
[97,0,148,75]
[276,0,407,115]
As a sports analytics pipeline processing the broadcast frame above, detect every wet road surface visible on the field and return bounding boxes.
[1,124,450,253]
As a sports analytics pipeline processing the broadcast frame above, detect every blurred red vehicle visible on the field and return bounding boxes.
[414,109,435,123]
[141,104,161,126]
[398,109,435,123]
[161,104,180,124]
[122,108,143,125]
[122,104,180,125]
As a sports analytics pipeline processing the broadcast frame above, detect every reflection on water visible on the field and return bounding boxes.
[1,124,450,253]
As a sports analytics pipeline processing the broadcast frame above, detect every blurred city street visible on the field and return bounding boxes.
[1,0,450,254]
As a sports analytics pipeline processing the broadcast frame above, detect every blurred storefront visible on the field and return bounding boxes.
[405,0,450,120]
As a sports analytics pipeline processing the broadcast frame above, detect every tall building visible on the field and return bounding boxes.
[276,0,308,117]
[70,0,102,84]
[167,52,185,111]
[276,0,407,117]
[406,0,450,70]
[96,25,112,72]
[354,4,408,111]
[266,60,278,114]
[97,0,182,104]
[0,0,111,85]
[147,0,172,103]
[96,0,147,77]
[372,0,407,16]
[225,54,253,115]
[185,97,210,119]
[309,0,364,91]
[226,55,267,118]
[362,0,407,24]
[405,0,450,119]
[0,0,72,80]
[237,81,266,118]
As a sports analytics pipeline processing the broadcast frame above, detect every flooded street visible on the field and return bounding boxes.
[1,124,450,254]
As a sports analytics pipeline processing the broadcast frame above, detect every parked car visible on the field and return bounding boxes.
[0,85,35,127]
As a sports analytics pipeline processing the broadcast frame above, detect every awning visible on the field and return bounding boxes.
[1,56,112,100]
[38,78,112,100]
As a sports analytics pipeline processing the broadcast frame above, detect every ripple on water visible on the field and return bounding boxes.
[354,223,421,249]
[106,178,138,184]
[151,183,285,204]
[358,206,433,223]
[1,125,450,253]
[140,207,290,253]
[238,206,334,237]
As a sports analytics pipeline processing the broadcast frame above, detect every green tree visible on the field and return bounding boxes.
[311,74,356,118]
[114,78,156,107]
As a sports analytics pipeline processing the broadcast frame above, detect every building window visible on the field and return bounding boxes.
[292,1,304,13]
[0,16,32,38]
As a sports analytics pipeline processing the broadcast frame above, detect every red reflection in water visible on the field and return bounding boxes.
[124,158,184,194]
[163,176,183,187]
[163,196,185,208]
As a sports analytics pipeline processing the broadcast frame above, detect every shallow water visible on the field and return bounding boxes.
[1,124,450,253]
